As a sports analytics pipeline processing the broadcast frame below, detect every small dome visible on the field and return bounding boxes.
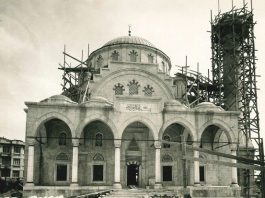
[164,99,187,111]
[103,36,156,48]
[194,102,224,111]
[40,95,76,104]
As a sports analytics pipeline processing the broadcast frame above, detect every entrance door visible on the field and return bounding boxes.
[127,164,139,186]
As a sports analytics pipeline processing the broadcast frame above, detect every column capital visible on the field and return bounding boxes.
[72,139,79,147]
[154,141,161,149]
[230,143,237,151]
[193,142,200,148]
[27,138,35,146]
[114,140,122,148]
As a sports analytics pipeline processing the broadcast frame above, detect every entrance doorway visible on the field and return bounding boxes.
[127,164,139,186]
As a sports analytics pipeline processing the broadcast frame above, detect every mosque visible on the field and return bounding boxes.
[23,34,243,197]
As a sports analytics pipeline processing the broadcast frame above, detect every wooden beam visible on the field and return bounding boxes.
[192,146,262,165]
[184,156,264,170]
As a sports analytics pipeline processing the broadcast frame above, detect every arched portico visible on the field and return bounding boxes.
[120,121,156,188]
[78,119,115,186]
[31,112,75,140]
[198,118,236,146]
[75,113,118,140]
[26,114,74,186]
[119,115,159,140]
[198,119,238,187]
[159,118,195,187]
[159,117,196,141]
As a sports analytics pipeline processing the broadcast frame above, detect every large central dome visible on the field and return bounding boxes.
[103,36,156,48]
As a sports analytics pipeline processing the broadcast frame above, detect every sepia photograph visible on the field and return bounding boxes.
[0,0,265,197]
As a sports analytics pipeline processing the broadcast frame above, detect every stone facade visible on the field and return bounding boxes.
[23,36,241,197]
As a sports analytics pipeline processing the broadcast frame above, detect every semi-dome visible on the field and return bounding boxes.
[103,36,156,48]
[194,102,224,111]
[40,95,77,104]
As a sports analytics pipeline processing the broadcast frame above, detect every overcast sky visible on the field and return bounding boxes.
[0,0,264,144]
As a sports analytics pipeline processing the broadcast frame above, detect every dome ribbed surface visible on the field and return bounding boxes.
[103,36,156,48]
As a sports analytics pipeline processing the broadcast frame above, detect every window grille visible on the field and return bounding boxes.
[148,54,154,63]
[129,50,138,62]
[59,132,67,146]
[111,50,119,61]
[97,55,104,67]
[163,135,171,148]
[93,153,104,161]
[143,85,154,96]
[95,133,103,147]
[13,159,20,166]
[128,80,140,95]
[162,154,173,162]
[113,83,125,95]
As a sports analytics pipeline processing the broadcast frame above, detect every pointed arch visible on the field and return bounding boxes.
[198,118,236,146]
[30,112,75,143]
[120,115,159,140]
[76,113,118,139]
[159,116,196,141]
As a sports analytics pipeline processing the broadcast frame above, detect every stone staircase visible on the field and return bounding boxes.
[102,189,178,198]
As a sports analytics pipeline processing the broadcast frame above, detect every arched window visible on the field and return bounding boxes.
[162,154,173,162]
[128,80,140,95]
[113,83,125,95]
[95,133,103,147]
[111,50,119,61]
[148,54,154,64]
[59,132,66,146]
[96,55,104,67]
[162,61,165,72]
[93,153,104,161]
[143,85,154,96]
[163,135,171,148]
[129,50,138,62]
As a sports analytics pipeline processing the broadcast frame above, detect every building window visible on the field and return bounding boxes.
[13,170,20,178]
[13,159,20,166]
[129,50,138,62]
[128,80,140,95]
[14,146,21,154]
[93,165,104,181]
[97,55,104,67]
[162,61,165,72]
[3,157,10,166]
[199,166,205,182]
[143,85,154,96]
[3,146,10,153]
[163,135,171,148]
[95,133,103,147]
[163,166,172,181]
[56,164,67,181]
[111,50,119,61]
[113,83,125,95]
[148,54,154,63]
[59,132,67,146]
